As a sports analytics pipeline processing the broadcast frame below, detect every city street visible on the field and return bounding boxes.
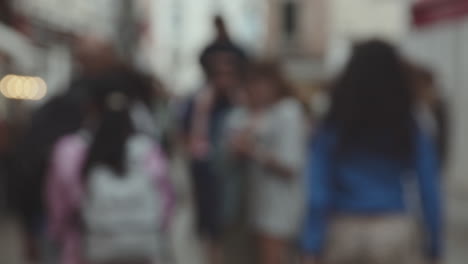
[1,156,467,264]
[1,1,468,264]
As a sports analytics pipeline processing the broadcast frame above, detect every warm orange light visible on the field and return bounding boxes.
[0,74,48,100]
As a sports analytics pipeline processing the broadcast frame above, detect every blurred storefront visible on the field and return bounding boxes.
[143,0,330,94]
[325,0,410,77]
[13,0,137,93]
[0,0,146,158]
[403,1,468,262]
[15,0,120,39]
[262,0,327,96]
[0,0,44,127]
[256,0,410,100]
[147,0,267,94]
[0,0,143,114]
[404,0,468,189]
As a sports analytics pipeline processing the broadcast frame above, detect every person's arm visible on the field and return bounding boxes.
[183,91,214,159]
[301,128,334,259]
[269,102,308,178]
[147,144,175,230]
[45,136,87,242]
[415,129,443,260]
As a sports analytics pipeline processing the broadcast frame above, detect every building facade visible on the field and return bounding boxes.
[147,0,267,94]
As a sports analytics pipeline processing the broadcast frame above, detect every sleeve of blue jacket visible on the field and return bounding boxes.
[301,128,334,255]
[415,129,443,259]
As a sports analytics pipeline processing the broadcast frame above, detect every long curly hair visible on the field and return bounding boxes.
[326,40,415,160]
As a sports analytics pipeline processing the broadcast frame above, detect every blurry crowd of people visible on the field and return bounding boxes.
[0,16,446,264]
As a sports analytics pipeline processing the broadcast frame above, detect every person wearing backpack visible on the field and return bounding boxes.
[46,72,174,264]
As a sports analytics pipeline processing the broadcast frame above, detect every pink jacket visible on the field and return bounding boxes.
[45,133,174,264]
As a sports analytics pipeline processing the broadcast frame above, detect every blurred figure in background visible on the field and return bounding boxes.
[412,66,449,168]
[181,16,247,264]
[10,34,123,263]
[12,84,90,263]
[46,71,174,264]
[301,40,442,264]
[224,62,308,264]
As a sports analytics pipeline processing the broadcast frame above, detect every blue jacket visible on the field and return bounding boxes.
[301,126,442,258]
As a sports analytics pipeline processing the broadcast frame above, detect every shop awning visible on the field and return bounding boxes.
[412,0,468,27]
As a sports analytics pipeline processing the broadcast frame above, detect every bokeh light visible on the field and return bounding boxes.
[0,75,48,100]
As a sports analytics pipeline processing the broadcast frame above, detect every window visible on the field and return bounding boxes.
[282,0,298,41]
[280,0,302,53]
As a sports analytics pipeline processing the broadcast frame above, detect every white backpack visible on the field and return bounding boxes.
[82,135,163,263]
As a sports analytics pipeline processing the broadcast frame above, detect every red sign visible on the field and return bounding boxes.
[412,0,468,27]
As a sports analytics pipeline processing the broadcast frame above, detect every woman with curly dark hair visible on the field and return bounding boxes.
[301,40,442,264]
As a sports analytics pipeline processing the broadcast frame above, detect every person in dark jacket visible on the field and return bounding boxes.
[181,16,248,264]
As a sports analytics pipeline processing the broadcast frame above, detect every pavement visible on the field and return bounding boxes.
[1,155,467,264]
[0,216,23,264]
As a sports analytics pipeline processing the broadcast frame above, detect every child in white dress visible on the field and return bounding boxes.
[224,62,308,264]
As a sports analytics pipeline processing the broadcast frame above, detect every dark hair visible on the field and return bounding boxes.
[214,15,229,43]
[82,71,135,181]
[326,40,414,160]
[200,43,247,78]
[123,69,156,107]
[199,16,248,78]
